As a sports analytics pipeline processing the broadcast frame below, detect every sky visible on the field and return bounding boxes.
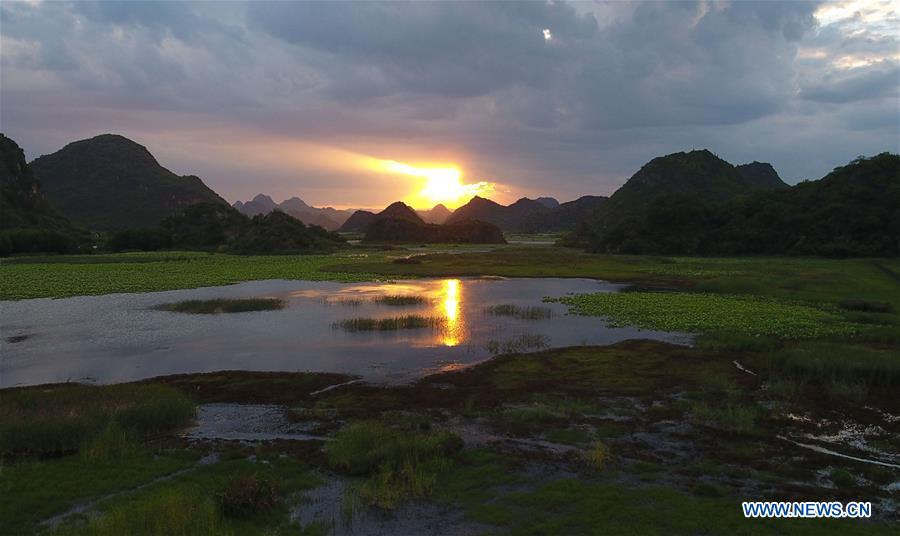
[1,0,898,209]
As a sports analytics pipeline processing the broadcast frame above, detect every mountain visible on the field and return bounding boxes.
[378,201,425,224]
[1,134,89,255]
[339,210,377,232]
[736,162,789,190]
[29,134,228,231]
[586,153,899,257]
[1,134,71,231]
[444,196,550,231]
[232,194,354,230]
[234,194,278,216]
[535,197,560,209]
[417,203,452,224]
[521,195,608,233]
[602,149,782,218]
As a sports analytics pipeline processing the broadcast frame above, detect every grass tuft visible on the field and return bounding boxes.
[326,421,462,509]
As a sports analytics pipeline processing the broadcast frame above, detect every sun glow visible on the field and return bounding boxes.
[371,159,494,209]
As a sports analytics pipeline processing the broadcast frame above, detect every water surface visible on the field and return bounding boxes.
[1,278,689,387]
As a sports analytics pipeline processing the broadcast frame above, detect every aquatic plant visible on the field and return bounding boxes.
[373,295,430,306]
[0,252,381,300]
[484,304,553,320]
[484,333,550,354]
[555,291,861,339]
[332,315,444,332]
[156,297,284,314]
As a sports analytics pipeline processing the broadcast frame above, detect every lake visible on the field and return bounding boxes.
[0,277,690,387]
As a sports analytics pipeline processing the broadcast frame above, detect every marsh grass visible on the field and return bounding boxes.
[326,421,462,509]
[156,297,285,314]
[484,304,553,320]
[484,333,550,355]
[0,384,195,457]
[766,343,900,387]
[374,295,431,306]
[332,315,444,332]
[690,402,761,435]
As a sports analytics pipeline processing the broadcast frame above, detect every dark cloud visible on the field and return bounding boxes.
[1,1,897,206]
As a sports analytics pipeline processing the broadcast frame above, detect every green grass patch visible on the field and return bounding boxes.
[555,291,861,338]
[0,451,197,535]
[52,487,230,536]
[0,384,195,457]
[48,455,320,536]
[332,315,444,332]
[156,298,285,314]
[326,421,462,509]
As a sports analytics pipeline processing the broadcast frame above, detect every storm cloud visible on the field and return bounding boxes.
[1,0,897,207]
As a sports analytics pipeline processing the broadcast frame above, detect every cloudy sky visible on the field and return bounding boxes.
[2,1,898,208]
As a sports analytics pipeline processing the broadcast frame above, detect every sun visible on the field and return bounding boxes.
[372,159,493,209]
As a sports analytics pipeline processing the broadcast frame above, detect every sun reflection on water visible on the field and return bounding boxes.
[440,279,463,346]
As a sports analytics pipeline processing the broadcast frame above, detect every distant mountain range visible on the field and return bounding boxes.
[233,194,357,231]
[30,134,228,231]
[362,202,505,244]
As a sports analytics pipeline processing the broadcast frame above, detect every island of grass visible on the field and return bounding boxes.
[333,314,444,332]
[156,297,285,314]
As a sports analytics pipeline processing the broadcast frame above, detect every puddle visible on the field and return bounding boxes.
[185,404,329,442]
[1,277,690,387]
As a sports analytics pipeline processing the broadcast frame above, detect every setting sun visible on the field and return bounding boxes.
[370,159,494,209]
